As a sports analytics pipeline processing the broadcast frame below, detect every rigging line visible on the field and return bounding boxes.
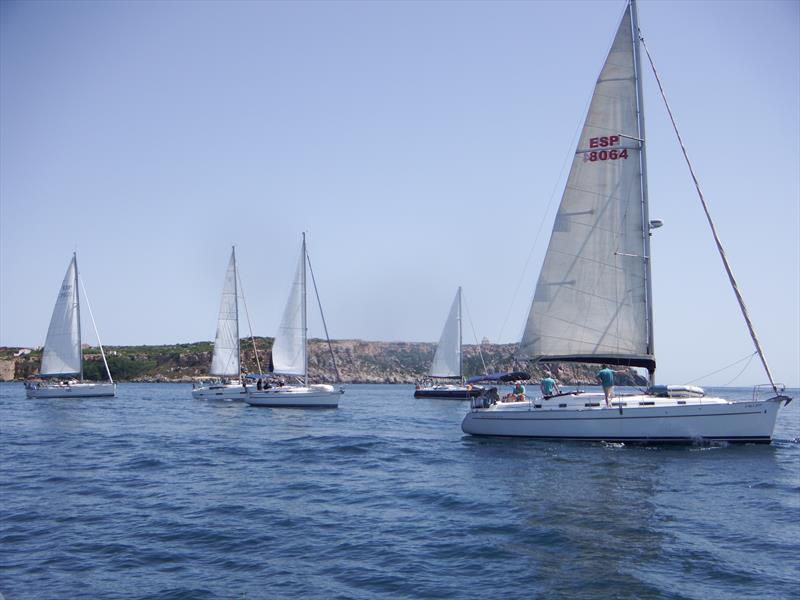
[462,295,487,375]
[305,250,341,383]
[683,351,757,385]
[78,276,113,384]
[639,34,777,393]
[720,353,757,388]
[236,270,262,376]
[496,86,596,344]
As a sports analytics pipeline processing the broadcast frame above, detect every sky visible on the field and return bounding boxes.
[1,0,798,387]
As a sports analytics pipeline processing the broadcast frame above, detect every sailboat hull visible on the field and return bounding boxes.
[415,385,482,399]
[25,382,116,399]
[461,394,786,443]
[245,384,343,408]
[191,382,249,401]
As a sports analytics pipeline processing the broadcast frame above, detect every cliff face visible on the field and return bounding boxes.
[0,340,647,386]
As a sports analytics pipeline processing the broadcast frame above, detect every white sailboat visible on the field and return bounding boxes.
[192,247,255,400]
[462,0,791,443]
[245,234,343,408]
[25,253,116,399]
[415,287,481,400]
[192,248,247,400]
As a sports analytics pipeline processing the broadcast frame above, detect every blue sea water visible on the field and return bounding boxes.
[1,383,798,599]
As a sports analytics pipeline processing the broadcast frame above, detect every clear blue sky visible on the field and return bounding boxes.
[2,0,798,387]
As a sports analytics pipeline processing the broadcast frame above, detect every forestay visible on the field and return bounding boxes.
[209,249,240,377]
[430,288,461,378]
[519,4,654,371]
[271,246,307,376]
[41,256,82,376]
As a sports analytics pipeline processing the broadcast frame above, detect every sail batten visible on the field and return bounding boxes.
[40,256,82,376]
[519,4,653,370]
[209,249,240,377]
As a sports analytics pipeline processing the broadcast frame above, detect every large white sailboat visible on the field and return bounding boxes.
[245,234,343,408]
[462,0,791,443]
[25,253,116,399]
[414,287,481,400]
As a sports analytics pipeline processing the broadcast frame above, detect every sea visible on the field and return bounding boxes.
[1,383,798,600]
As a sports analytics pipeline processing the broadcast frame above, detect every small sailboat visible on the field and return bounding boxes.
[192,247,261,401]
[245,234,343,408]
[414,287,482,400]
[25,253,116,399]
[462,0,791,442]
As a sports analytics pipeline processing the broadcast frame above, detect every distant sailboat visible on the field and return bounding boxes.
[192,247,261,400]
[415,287,482,399]
[246,234,343,408]
[25,253,116,399]
[462,0,791,442]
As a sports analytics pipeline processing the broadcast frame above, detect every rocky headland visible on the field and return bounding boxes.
[0,339,647,386]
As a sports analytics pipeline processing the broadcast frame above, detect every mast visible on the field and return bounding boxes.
[631,0,655,385]
[302,232,308,387]
[73,252,83,381]
[232,245,241,378]
[457,286,463,381]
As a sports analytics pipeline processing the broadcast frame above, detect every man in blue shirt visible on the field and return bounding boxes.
[540,372,560,398]
[597,365,621,407]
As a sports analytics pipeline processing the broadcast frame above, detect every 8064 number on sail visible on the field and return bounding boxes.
[583,135,629,162]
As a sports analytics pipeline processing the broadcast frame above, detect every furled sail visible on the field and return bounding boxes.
[271,245,306,376]
[519,5,654,370]
[41,255,82,376]
[210,249,240,377]
[430,288,462,378]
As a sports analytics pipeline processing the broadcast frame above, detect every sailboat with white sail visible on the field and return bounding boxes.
[245,234,343,408]
[192,247,262,400]
[415,287,482,400]
[462,0,791,442]
[25,253,116,399]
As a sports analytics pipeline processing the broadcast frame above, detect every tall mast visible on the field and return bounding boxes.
[457,286,463,381]
[233,245,241,378]
[302,233,308,387]
[631,0,655,385]
[73,252,84,381]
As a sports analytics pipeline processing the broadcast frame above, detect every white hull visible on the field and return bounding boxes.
[461,392,788,443]
[191,382,249,401]
[245,384,343,408]
[25,382,116,399]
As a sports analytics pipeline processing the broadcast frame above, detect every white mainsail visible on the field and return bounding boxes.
[429,287,462,378]
[209,248,240,377]
[519,4,654,371]
[271,244,307,377]
[41,255,82,376]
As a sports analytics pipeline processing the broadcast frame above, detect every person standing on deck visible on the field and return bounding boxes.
[540,372,560,398]
[597,365,623,407]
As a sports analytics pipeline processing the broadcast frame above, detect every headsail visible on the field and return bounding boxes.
[210,248,240,377]
[271,244,307,376]
[519,4,654,371]
[41,255,82,376]
[430,287,462,378]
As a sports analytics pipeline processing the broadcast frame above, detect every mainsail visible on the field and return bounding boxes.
[519,4,654,371]
[429,287,462,378]
[209,248,240,377]
[271,244,307,377]
[41,255,82,376]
